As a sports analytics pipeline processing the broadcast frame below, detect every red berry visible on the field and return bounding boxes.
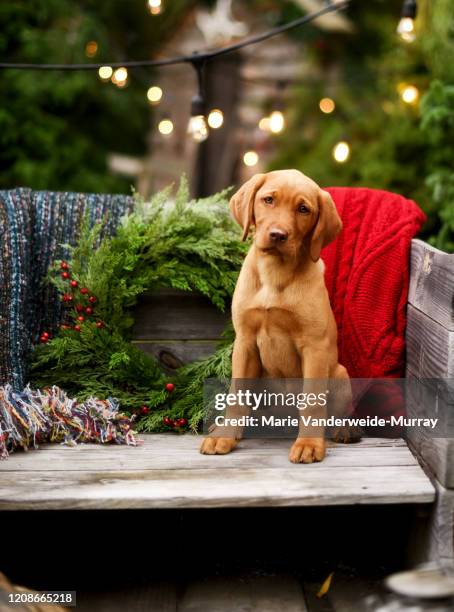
[42,331,50,339]
[176,418,187,427]
[85,307,93,315]
[60,261,69,270]
[40,336,48,343]
[61,272,70,280]
[89,296,96,304]
[141,406,150,415]
[75,304,84,313]
[70,280,78,288]
[80,287,89,295]
[96,321,104,328]
[163,416,174,427]
[62,293,72,302]
[74,325,81,332]
[77,315,84,322]
[165,383,175,393]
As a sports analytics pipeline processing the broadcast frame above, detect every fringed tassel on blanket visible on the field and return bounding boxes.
[0,385,141,459]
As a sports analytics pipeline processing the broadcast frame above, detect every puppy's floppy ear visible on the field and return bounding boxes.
[310,189,342,262]
[229,173,266,241]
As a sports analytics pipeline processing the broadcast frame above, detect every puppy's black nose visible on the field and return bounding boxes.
[269,229,288,243]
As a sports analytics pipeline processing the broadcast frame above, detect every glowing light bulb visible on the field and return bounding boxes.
[401,85,419,104]
[269,110,285,134]
[147,86,163,104]
[85,41,98,58]
[333,141,350,163]
[98,66,113,81]
[397,17,415,42]
[207,109,224,129]
[258,116,271,131]
[243,151,259,167]
[148,0,162,15]
[187,115,209,142]
[158,119,174,136]
[112,67,128,87]
[319,98,336,114]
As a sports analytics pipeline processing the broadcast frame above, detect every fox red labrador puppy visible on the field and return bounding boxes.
[200,169,355,463]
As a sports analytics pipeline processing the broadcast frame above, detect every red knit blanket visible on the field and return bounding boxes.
[323,187,426,380]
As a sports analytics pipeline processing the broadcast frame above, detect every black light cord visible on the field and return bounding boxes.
[0,0,350,71]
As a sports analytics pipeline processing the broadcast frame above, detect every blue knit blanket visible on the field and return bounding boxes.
[0,189,133,389]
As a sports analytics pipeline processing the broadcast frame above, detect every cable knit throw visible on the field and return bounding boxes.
[323,187,426,378]
[0,189,133,389]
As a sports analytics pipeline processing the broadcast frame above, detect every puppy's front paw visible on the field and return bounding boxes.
[200,437,238,455]
[289,438,326,464]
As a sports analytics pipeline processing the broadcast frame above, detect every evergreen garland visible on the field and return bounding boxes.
[30,179,241,429]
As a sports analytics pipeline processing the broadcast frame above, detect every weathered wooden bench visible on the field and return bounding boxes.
[1,238,453,578]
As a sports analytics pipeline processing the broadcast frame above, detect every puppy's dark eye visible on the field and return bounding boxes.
[298,203,309,214]
[263,196,273,205]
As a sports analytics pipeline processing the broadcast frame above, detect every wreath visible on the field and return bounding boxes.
[30,179,241,433]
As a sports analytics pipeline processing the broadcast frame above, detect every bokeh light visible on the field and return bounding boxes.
[319,98,336,114]
[333,141,350,163]
[243,150,259,167]
[158,118,174,135]
[207,109,224,129]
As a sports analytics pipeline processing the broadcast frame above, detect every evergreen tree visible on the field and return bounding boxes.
[0,0,192,192]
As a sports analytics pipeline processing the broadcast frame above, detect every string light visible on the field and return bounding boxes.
[243,150,259,167]
[207,109,224,129]
[333,141,350,163]
[269,110,285,134]
[188,115,209,142]
[400,84,419,104]
[187,59,209,142]
[319,97,335,114]
[98,66,113,81]
[111,67,128,87]
[0,2,351,73]
[148,0,163,15]
[397,0,417,42]
[258,116,271,131]
[85,41,98,58]
[158,118,174,135]
[147,85,163,104]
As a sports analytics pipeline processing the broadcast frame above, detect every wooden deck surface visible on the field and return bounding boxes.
[0,435,435,511]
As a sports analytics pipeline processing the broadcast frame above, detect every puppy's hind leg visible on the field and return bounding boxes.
[329,364,362,444]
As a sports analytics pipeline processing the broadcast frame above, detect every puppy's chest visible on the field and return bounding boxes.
[239,284,303,333]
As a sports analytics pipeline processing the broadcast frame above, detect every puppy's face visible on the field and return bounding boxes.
[229,169,342,262]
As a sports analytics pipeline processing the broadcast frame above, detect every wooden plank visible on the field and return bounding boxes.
[409,239,454,331]
[406,304,454,379]
[405,373,454,489]
[0,466,435,511]
[179,574,307,612]
[132,289,229,341]
[133,340,218,371]
[0,437,416,472]
[404,462,454,570]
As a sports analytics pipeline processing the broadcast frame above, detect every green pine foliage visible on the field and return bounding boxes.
[137,325,235,433]
[30,179,244,424]
[420,81,454,252]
